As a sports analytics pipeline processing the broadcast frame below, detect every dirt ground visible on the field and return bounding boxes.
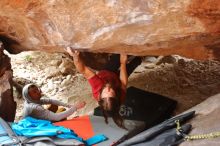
[9,51,220,121]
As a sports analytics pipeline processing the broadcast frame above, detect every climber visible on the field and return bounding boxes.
[22,83,86,122]
[66,47,142,128]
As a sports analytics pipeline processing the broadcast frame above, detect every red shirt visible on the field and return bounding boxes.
[88,70,125,104]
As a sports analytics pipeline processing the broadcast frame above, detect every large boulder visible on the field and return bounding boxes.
[181,93,220,146]
[0,0,219,60]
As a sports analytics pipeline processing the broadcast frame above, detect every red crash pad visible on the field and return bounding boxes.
[54,115,94,139]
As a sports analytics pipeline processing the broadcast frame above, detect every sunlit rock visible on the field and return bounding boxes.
[0,0,219,60]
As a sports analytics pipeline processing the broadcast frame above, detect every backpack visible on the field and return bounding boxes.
[0,117,20,146]
[117,111,195,146]
[0,117,87,146]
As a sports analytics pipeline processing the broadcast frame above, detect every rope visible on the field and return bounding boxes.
[175,120,220,141]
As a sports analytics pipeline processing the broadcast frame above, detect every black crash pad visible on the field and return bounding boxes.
[94,86,177,129]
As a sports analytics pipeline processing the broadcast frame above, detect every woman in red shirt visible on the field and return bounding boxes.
[66,48,141,128]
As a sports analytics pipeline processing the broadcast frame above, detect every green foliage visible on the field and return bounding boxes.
[24,55,32,62]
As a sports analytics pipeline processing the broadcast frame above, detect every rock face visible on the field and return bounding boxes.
[0,42,16,122]
[10,51,97,121]
[0,0,219,60]
[181,93,220,146]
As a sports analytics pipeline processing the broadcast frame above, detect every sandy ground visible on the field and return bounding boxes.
[10,52,220,121]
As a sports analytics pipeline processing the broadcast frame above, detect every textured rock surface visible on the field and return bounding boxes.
[11,51,220,121]
[10,51,97,121]
[181,93,220,146]
[0,0,219,60]
[0,42,16,121]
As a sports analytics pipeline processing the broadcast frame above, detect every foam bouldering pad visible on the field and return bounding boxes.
[94,86,177,129]
[54,116,94,140]
[55,115,145,146]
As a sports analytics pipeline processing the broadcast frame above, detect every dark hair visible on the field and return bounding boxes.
[28,84,38,89]
[98,83,126,129]
[28,85,40,93]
